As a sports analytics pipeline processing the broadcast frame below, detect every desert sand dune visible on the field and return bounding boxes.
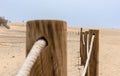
[0,23,120,76]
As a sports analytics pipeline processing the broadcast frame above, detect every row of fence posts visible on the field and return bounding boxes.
[80,28,99,76]
[26,20,99,76]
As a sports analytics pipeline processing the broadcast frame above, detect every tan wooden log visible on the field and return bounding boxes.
[80,28,87,66]
[87,30,99,76]
[26,20,67,76]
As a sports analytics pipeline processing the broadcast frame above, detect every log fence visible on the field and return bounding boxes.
[16,20,99,76]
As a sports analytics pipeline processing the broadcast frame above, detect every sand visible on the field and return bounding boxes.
[0,23,120,76]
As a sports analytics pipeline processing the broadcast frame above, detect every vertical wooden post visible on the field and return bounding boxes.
[80,28,87,66]
[80,29,89,76]
[80,28,84,65]
[26,20,67,76]
[87,30,99,76]
[84,31,89,57]
[84,31,89,76]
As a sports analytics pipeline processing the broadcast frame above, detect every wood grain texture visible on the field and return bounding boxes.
[26,20,67,76]
[80,29,99,76]
[88,30,99,76]
[84,31,89,76]
[80,28,87,66]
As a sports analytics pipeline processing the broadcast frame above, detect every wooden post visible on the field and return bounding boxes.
[84,31,89,76]
[84,31,89,57]
[26,20,67,76]
[80,28,84,65]
[80,29,89,76]
[87,30,99,76]
[80,28,87,66]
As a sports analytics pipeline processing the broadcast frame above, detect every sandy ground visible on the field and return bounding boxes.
[0,23,120,76]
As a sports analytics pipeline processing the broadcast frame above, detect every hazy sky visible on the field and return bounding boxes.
[0,0,120,28]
